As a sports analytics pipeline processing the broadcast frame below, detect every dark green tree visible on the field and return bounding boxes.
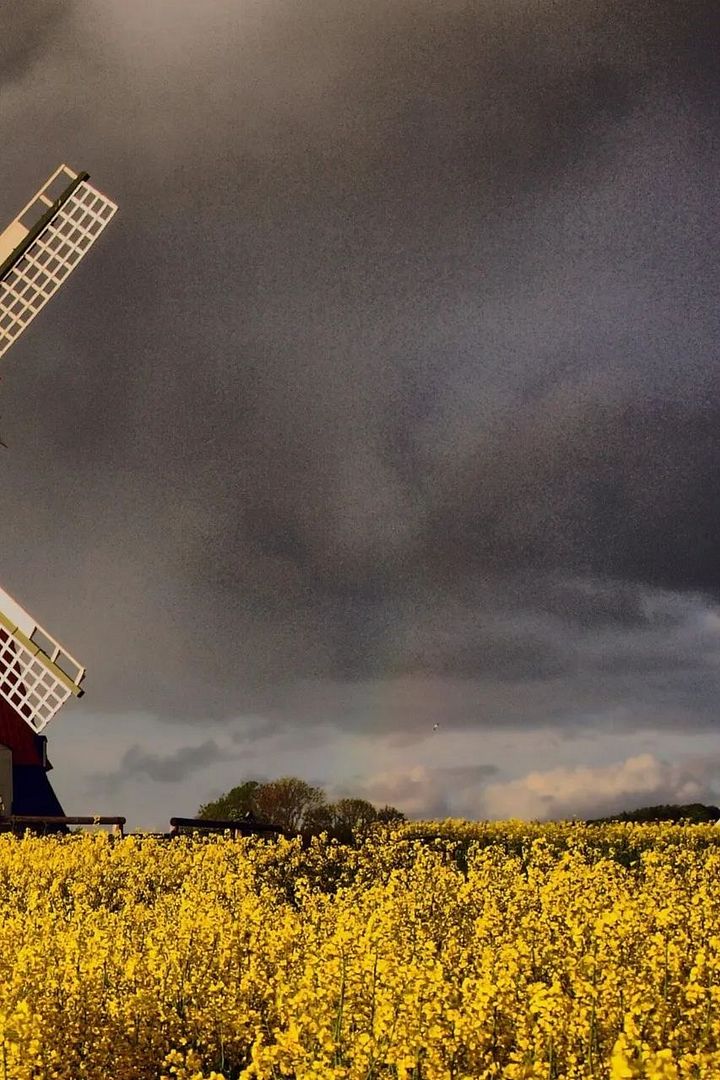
[250,777,326,834]
[328,798,379,841]
[197,780,262,822]
[304,802,337,834]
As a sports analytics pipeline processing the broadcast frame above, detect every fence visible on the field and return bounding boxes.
[0,814,287,839]
[0,815,126,835]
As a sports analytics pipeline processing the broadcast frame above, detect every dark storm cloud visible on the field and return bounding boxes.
[0,1,718,734]
[0,1,73,86]
[426,395,720,595]
[101,739,229,786]
[221,583,720,737]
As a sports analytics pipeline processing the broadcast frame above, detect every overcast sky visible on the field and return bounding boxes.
[1,0,719,828]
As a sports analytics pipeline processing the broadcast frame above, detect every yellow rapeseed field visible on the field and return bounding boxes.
[0,821,718,1079]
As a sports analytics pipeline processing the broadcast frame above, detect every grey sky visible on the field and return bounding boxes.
[1,0,718,827]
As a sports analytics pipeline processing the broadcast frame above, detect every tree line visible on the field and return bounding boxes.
[586,802,720,825]
[199,783,720,837]
[197,777,405,841]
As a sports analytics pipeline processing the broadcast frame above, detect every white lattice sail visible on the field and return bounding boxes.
[0,583,85,733]
[0,164,117,360]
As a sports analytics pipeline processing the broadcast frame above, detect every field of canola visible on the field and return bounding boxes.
[0,821,719,1080]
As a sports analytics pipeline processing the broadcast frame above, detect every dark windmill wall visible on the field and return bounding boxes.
[0,695,65,816]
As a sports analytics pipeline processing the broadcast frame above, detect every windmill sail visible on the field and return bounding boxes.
[0,164,117,360]
[0,583,85,733]
[0,161,108,820]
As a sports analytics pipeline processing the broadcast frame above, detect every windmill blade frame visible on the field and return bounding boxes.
[0,163,117,361]
[0,160,116,820]
[0,584,85,733]
[0,161,113,735]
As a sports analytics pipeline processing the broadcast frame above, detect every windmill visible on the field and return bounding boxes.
[0,164,117,821]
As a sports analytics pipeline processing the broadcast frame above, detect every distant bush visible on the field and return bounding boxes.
[586,801,720,825]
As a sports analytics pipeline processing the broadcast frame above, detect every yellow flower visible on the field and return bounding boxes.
[0,823,716,1077]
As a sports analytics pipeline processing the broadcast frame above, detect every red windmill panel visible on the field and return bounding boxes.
[0,692,64,817]
[0,695,45,766]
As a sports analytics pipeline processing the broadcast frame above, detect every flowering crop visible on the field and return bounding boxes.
[0,823,719,1078]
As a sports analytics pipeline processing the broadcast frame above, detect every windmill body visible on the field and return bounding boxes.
[0,560,86,821]
[0,165,116,820]
[0,697,64,818]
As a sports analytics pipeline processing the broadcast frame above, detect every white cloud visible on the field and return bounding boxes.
[351,765,451,818]
[350,762,499,818]
[479,753,720,822]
